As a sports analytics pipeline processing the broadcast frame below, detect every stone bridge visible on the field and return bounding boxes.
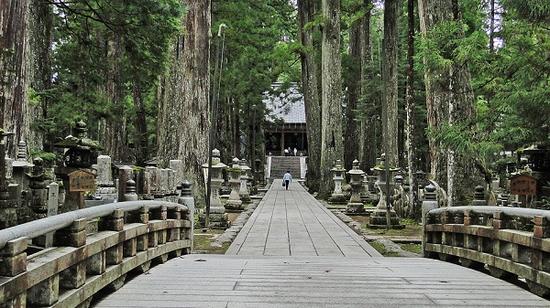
[1,181,549,307]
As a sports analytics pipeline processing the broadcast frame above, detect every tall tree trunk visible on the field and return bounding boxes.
[28,0,53,152]
[104,34,127,162]
[320,0,343,197]
[405,0,417,217]
[359,0,374,171]
[382,0,399,167]
[158,0,211,199]
[344,12,361,170]
[133,82,148,166]
[0,0,30,157]
[298,0,322,192]
[418,0,477,206]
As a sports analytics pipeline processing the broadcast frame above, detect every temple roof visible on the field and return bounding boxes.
[263,82,306,124]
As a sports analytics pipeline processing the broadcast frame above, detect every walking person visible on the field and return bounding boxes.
[283,170,292,190]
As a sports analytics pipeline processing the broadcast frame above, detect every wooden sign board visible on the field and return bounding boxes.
[510,174,537,196]
[69,169,96,192]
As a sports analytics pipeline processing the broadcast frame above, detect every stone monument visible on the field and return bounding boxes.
[93,155,117,203]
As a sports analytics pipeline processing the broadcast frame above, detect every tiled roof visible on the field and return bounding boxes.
[263,82,306,124]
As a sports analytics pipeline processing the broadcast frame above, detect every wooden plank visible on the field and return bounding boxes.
[227,180,380,257]
[96,255,548,307]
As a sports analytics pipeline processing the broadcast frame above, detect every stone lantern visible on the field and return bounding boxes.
[368,154,403,229]
[239,159,251,203]
[329,160,347,204]
[226,157,243,211]
[201,149,228,227]
[54,120,102,168]
[347,160,365,213]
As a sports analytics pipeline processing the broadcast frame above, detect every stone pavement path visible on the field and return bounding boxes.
[96,180,549,307]
[226,180,381,257]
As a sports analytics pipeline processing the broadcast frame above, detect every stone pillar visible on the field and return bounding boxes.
[226,157,243,211]
[178,181,195,250]
[329,160,346,204]
[33,182,60,247]
[239,159,251,203]
[170,160,184,186]
[117,165,133,201]
[347,160,365,213]
[160,168,170,197]
[95,155,117,203]
[422,183,438,257]
[201,149,228,228]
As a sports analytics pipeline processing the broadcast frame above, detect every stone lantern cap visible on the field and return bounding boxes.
[202,148,227,169]
[347,160,364,176]
[239,159,252,172]
[330,159,346,172]
[231,157,241,169]
[55,121,102,151]
[372,154,399,173]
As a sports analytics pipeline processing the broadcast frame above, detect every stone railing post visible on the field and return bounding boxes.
[534,216,549,239]
[179,181,194,251]
[422,183,438,257]
[56,219,87,290]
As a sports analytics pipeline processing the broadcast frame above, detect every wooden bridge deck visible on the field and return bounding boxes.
[96,181,549,307]
[226,181,381,257]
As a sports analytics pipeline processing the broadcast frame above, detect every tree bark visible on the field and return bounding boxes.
[133,82,148,166]
[405,0,417,217]
[382,0,399,167]
[28,0,53,152]
[298,0,322,192]
[320,0,343,197]
[418,0,477,206]
[103,34,127,162]
[0,0,31,157]
[157,0,210,196]
[359,0,374,171]
[344,11,361,170]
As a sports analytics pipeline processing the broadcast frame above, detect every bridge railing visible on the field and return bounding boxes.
[424,205,550,297]
[0,200,192,307]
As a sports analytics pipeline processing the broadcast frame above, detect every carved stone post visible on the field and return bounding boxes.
[347,160,365,213]
[179,181,195,250]
[226,157,243,211]
[421,183,438,257]
[95,155,117,202]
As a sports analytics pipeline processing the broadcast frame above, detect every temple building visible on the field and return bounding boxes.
[263,83,307,156]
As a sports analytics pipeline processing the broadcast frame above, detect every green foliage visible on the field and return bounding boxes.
[42,0,182,144]
[30,151,58,163]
